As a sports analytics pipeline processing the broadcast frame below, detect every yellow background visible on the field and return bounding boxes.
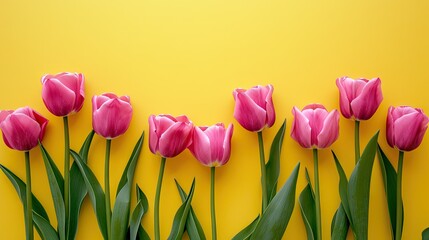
[1,1,428,239]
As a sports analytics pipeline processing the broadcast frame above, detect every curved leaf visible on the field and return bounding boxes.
[332,151,352,227]
[231,216,260,240]
[111,132,144,240]
[130,184,150,240]
[168,178,196,240]
[174,179,206,240]
[250,163,300,240]
[348,131,379,240]
[71,150,108,239]
[299,169,316,240]
[266,120,286,202]
[422,228,429,240]
[331,204,349,240]
[33,211,59,240]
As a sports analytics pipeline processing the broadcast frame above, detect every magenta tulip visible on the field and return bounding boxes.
[386,106,429,151]
[0,107,48,151]
[233,84,275,132]
[92,93,133,139]
[149,114,193,158]
[189,123,234,167]
[41,72,85,117]
[291,104,339,149]
[336,77,383,120]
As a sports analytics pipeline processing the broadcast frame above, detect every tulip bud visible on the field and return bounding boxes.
[233,84,275,132]
[92,93,133,139]
[336,77,383,120]
[149,114,193,158]
[41,72,85,117]
[188,123,234,167]
[291,104,339,149]
[386,106,429,151]
[0,107,49,151]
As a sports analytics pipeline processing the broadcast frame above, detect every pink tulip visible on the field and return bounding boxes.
[92,93,133,139]
[336,77,383,120]
[291,104,339,149]
[41,72,85,117]
[0,107,48,151]
[233,84,275,132]
[149,114,193,158]
[386,106,429,151]
[188,123,234,167]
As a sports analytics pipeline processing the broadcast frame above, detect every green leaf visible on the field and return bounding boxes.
[39,143,66,240]
[33,211,59,240]
[168,178,196,240]
[348,131,379,240]
[231,216,260,240]
[71,150,108,239]
[377,144,403,239]
[299,169,316,240]
[174,179,206,240]
[136,225,151,240]
[331,151,352,227]
[422,228,429,240]
[331,204,349,240]
[68,130,95,240]
[265,120,286,203]
[250,163,300,240]
[129,185,149,240]
[111,132,144,240]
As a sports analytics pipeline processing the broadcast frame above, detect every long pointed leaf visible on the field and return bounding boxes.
[68,130,95,240]
[299,169,316,240]
[348,131,379,240]
[168,178,196,240]
[250,163,300,240]
[40,143,66,240]
[331,204,349,240]
[174,179,206,240]
[265,120,286,203]
[332,151,352,227]
[111,132,144,240]
[231,216,260,240]
[71,150,108,239]
[33,211,59,240]
[130,184,150,240]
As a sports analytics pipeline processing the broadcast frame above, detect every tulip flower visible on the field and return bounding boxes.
[189,123,233,240]
[233,84,275,132]
[0,107,49,240]
[41,72,85,117]
[291,104,339,240]
[148,114,193,240]
[92,93,133,239]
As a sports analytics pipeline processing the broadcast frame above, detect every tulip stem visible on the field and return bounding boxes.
[313,148,322,240]
[105,139,112,240]
[155,157,166,240]
[396,151,404,240]
[211,166,217,240]
[63,116,70,230]
[25,151,33,240]
[354,120,360,165]
[257,131,268,214]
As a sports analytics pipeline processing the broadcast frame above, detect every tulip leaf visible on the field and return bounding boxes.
[130,185,149,240]
[299,169,316,240]
[331,151,352,228]
[250,163,300,240]
[174,179,206,240]
[40,143,66,240]
[0,164,52,238]
[71,149,108,240]
[112,132,144,240]
[231,216,260,240]
[33,211,59,240]
[265,120,286,203]
[422,228,429,240]
[331,204,349,240]
[168,178,196,240]
[347,131,379,240]
[377,144,403,239]
[68,130,95,240]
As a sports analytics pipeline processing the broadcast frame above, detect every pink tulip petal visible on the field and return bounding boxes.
[291,107,312,148]
[148,115,159,154]
[204,124,226,162]
[246,85,270,109]
[394,111,428,151]
[221,124,234,165]
[0,110,13,123]
[189,126,212,166]
[155,115,177,137]
[350,78,383,120]
[336,77,367,119]
[265,85,276,127]
[386,106,395,148]
[93,98,132,138]
[234,91,266,132]
[302,105,328,145]
[317,110,340,148]
[158,122,193,158]
[42,78,76,116]
[1,113,41,151]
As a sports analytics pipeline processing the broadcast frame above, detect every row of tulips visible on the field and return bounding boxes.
[0,72,429,240]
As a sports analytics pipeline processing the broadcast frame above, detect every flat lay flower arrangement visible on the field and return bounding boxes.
[1,73,429,240]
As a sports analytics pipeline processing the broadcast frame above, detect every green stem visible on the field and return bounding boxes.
[257,131,268,214]
[354,120,360,165]
[105,139,112,240]
[63,116,70,228]
[211,167,217,240]
[154,157,166,240]
[396,151,404,240]
[25,151,33,240]
[313,148,322,240]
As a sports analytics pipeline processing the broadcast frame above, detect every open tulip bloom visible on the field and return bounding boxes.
[0,107,48,240]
